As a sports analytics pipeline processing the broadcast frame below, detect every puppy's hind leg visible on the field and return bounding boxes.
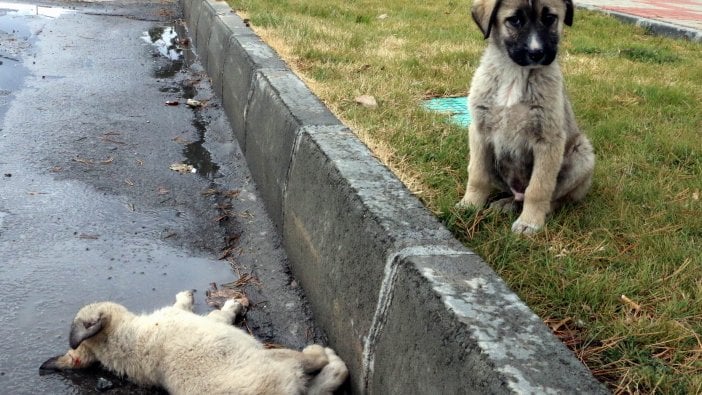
[307,348,349,395]
[206,299,243,324]
[173,290,195,311]
[489,196,520,213]
[556,136,595,205]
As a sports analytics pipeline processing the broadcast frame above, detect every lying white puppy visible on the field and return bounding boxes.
[41,291,348,395]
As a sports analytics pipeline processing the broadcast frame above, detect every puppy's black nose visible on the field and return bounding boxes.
[528,49,545,63]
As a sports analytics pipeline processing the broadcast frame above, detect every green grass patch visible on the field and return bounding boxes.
[228,1,702,393]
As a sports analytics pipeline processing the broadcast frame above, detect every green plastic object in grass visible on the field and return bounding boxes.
[422,97,472,128]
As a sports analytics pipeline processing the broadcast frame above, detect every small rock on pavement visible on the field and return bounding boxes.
[96,377,114,392]
[355,95,377,108]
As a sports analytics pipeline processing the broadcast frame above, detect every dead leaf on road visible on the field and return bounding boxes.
[172,135,191,145]
[222,190,241,198]
[206,282,249,309]
[169,163,195,173]
[186,98,203,108]
[201,188,219,196]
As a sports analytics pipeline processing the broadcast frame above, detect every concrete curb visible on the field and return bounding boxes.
[578,4,702,42]
[180,1,609,393]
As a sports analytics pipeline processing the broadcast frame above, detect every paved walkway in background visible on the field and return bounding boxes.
[578,0,702,41]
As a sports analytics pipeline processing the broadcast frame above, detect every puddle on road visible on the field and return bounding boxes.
[141,25,196,78]
[142,26,181,60]
[0,1,74,38]
[0,168,236,394]
[0,2,74,18]
[0,1,74,45]
[0,57,28,94]
[0,2,74,119]
[143,23,221,181]
[184,113,220,180]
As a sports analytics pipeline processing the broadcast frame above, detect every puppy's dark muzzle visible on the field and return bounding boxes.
[527,49,545,63]
[508,47,556,67]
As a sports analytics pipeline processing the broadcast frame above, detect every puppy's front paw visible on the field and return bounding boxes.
[511,218,541,234]
[456,194,485,209]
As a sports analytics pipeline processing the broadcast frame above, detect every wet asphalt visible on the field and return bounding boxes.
[0,1,319,393]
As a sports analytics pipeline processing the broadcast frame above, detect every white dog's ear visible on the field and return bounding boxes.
[69,313,106,349]
[564,0,574,26]
[472,0,503,39]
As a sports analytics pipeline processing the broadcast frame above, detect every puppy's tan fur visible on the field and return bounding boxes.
[458,0,594,233]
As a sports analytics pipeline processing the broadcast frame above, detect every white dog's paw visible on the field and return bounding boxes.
[174,290,195,310]
[511,218,541,234]
[302,344,326,357]
[221,299,243,316]
[322,348,349,386]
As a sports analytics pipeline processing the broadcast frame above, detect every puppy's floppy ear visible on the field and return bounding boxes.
[471,0,503,39]
[564,0,574,26]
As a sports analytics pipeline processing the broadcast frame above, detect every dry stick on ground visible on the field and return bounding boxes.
[72,156,114,165]
[620,295,642,313]
[101,131,126,145]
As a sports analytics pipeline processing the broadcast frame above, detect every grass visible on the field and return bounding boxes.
[226,1,702,393]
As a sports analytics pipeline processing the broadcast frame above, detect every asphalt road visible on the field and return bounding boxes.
[0,1,318,393]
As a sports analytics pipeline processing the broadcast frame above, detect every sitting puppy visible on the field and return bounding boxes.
[457,0,595,234]
[40,291,348,395]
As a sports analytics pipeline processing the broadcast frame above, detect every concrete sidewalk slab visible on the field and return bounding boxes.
[180,0,610,393]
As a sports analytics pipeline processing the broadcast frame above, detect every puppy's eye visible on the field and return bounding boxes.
[542,13,557,26]
[506,16,523,28]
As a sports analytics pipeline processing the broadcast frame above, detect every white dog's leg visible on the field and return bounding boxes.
[173,290,195,311]
[206,299,242,324]
[307,348,349,395]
